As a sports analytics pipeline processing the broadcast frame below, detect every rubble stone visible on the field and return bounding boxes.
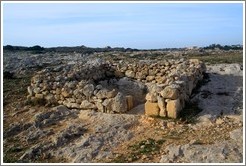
[27,59,205,118]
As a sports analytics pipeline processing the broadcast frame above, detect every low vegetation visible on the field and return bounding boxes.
[112,138,165,163]
[188,53,243,64]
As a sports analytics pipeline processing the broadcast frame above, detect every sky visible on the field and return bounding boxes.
[2,2,244,49]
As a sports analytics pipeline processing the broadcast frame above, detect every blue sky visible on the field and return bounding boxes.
[3,3,243,49]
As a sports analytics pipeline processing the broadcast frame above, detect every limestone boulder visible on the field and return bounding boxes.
[96,89,117,99]
[157,96,166,117]
[101,92,127,113]
[82,84,94,98]
[145,83,163,93]
[112,92,127,113]
[65,102,80,109]
[160,86,179,99]
[80,100,96,109]
[116,77,146,105]
[145,93,157,102]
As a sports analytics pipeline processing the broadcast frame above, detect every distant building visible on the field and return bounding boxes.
[185,46,199,50]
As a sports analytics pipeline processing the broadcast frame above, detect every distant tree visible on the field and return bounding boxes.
[4,45,14,51]
[28,45,44,51]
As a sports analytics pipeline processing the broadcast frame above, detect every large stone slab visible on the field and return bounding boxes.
[166,99,182,118]
[145,101,160,116]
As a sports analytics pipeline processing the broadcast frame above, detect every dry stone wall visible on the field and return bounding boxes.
[27,58,206,118]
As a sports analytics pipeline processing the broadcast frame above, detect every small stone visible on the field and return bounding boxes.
[146,76,155,81]
[125,70,135,78]
[167,122,175,128]
[33,87,41,94]
[83,84,94,97]
[80,100,96,109]
[215,118,224,125]
[142,154,148,159]
[96,89,117,99]
[76,99,82,104]
[95,102,104,112]
[35,93,44,99]
[56,88,61,95]
[61,90,70,98]
[45,94,55,104]
[140,145,145,149]
[160,86,179,99]
[189,59,200,64]
[27,86,33,96]
[155,76,167,84]
[135,71,145,79]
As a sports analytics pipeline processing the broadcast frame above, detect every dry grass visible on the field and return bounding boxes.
[188,53,243,64]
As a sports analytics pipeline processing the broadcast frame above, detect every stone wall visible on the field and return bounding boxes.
[27,58,206,118]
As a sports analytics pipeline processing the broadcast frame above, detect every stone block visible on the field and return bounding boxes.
[166,99,182,118]
[157,96,167,117]
[126,95,134,111]
[145,101,160,116]
[35,93,44,99]
[160,86,179,99]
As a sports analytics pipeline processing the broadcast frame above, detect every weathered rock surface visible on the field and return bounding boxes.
[160,132,243,163]
[191,64,243,122]
[159,63,243,163]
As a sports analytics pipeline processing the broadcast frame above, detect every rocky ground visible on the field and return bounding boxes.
[2,50,244,163]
